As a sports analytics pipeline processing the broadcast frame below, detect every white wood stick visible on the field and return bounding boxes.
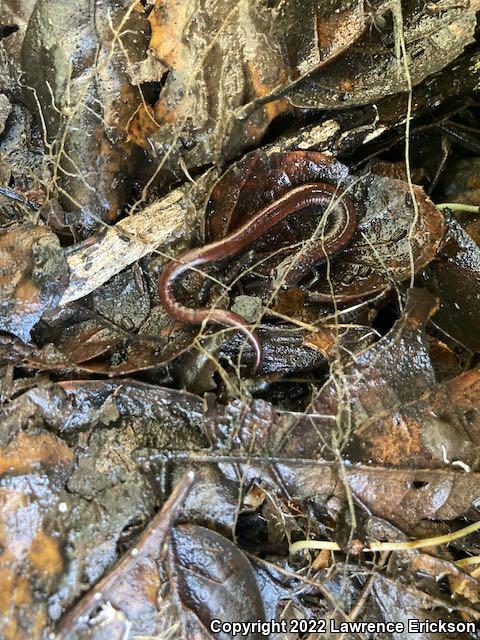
[60,186,192,305]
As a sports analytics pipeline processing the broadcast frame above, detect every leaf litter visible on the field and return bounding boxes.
[1,0,480,638]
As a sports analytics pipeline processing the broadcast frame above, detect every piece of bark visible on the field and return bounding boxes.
[60,187,192,305]
[60,166,222,305]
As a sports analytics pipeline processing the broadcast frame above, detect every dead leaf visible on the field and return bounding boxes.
[21,0,150,234]
[129,0,291,168]
[0,224,68,341]
[352,368,480,468]
[424,213,480,351]
[288,0,480,109]
[205,150,445,303]
[168,524,266,638]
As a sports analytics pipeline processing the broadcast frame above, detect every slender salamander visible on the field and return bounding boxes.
[158,182,357,371]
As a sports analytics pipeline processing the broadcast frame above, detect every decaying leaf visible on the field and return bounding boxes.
[0,382,207,638]
[288,0,480,109]
[129,0,291,169]
[352,367,480,468]
[309,174,445,300]
[3,0,480,635]
[424,213,480,351]
[130,0,480,173]
[205,150,445,303]
[21,0,150,234]
[55,473,195,640]
[168,524,265,638]
[0,429,72,640]
[0,224,68,341]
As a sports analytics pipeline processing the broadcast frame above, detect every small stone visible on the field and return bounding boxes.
[231,295,263,323]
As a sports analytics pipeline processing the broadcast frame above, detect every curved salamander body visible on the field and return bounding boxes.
[158,183,357,371]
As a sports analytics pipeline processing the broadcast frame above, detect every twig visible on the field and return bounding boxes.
[290,519,480,554]
[60,186,192,305]
[437,202,480,213]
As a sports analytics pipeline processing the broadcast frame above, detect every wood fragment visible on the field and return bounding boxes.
[60,187,192,305]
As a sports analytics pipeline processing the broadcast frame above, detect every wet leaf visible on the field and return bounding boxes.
[440,157,480,208]
[91,270,151,332]
[56,306,197,376]
[347,466,480,530]
[0,429,73,640]
[169,524,266,639]
[369,572,474,636]
[0,381,207,638]
[0,103,44,197]
[0,224,68,341]
[129,0,291,168]
[55,474,195,640]
[220,324,328,376]
[427,335,463,382]
[21,0,150,234]
[276,288,439,456]
[205,150,445,303]
[424,214,480,351]
[130,0,480,172]
[0,379,206,434]
[351,368,480,468]
[0,0,37,89]
[304,173,445,301]
[288,0,480,109]
[276,0,367,77]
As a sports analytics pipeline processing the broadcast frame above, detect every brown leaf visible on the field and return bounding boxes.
[169,524,266,638]
[57,306,197,376]
[424,214,480,351]
[369,572,475,635]
[427,335,463,382]
[0,430,73,473]
[129,0,291,168]
[347,466,480,529]
[21,0,150,234]
[0,430,72,640]
[352,368,480,468]
[287,0,480,109]
[220,324,328,377]
[0,224,68,341]
[205,150,445,303]
[276,0,367,76]
[308,175,445,301]
[55,474,195,640]
[281,288,439,457]
[0,380,206,638]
